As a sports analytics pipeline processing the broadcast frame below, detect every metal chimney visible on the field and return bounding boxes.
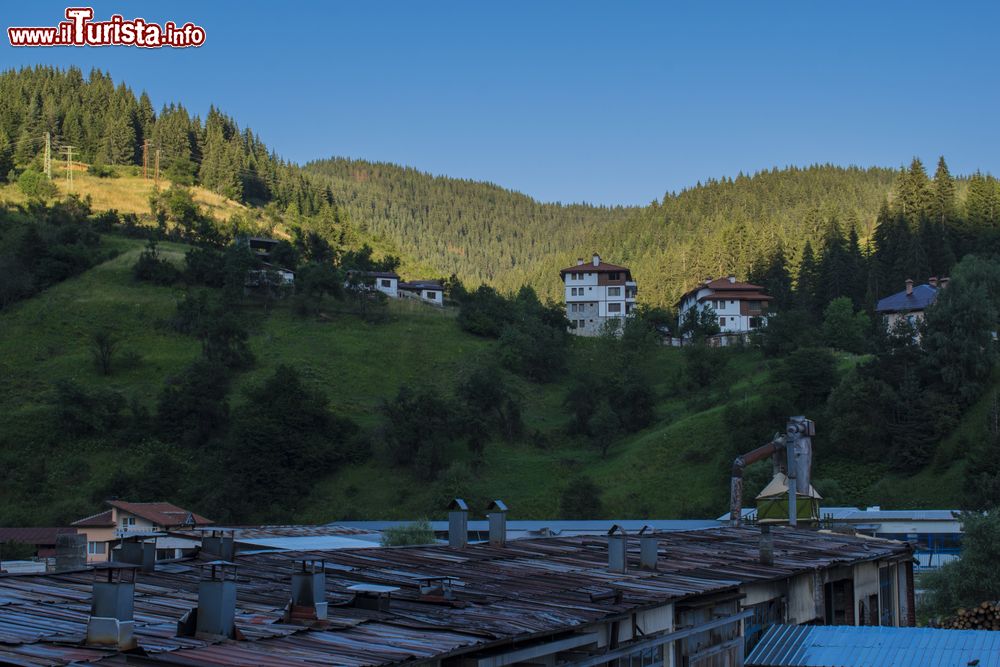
[486,500,508,547]
[638,526,658,570]
[607,525,627,574]
[289,560,327,621]
[785,416,815,527]
[87,564,138,650]
[113,535,157,572]
[448,498,469,549]
[759,525,774,566]
[179,561,238,639]
[201,529,235,561]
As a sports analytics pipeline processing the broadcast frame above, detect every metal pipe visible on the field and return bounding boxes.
[729,436,784,527]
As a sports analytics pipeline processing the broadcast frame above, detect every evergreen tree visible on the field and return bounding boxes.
[931,156,957,225]
[894,158,932,220]
[0,129,12,182]
[101,110,137,165]
[795,241,822,317]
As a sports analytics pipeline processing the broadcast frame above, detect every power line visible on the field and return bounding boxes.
[61,145,74,193]
[43,132,51,179]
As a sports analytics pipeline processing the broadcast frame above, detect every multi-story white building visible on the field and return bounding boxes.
[677,276,772,339]
[560,253,637,336]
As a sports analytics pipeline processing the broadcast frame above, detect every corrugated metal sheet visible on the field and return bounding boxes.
[0,526,911,666]
[747,624,1000,667]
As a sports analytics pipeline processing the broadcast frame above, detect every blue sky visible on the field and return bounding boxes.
[2,1,998,205]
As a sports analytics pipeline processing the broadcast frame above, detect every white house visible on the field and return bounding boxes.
[346,270,400,299]
[875,277,944,333]
[398,280,445,306]
[677,276,772,340]
[71,501,212,563]
[560,253,637,336]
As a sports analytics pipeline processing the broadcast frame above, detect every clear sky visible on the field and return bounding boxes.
[2,1,998,205]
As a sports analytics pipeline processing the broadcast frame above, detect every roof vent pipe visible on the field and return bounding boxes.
[577,257,585,266]
[486,500,508,547]
[607,525,627,574]
[448,498,469,549]
[905,278,914,296]
[87,564,138,650]
[638,525,658,570]
[759,525,774,566]
[289,560,327,622]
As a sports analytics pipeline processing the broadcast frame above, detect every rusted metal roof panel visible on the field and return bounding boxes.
[0,526,910,666]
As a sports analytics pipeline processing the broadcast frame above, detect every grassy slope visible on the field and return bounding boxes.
[0,237,774,523]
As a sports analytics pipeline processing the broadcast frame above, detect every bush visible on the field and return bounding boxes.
[53,379,126,437]
[91,328,119,376]
[559,477,603,519]
[87,160,118,178]
[17,168,57,200]
[822,297,869,353]
[380,520,435,546]
[132,239,180,285]
[184,247,226,287]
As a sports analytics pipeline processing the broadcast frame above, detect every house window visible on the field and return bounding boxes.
[608,287,621,297]
[578,319,585,328]
[713,299,725,310]
[608,303,621,313]
[749,316,764,329]
[88,541,106,555]
[380,279,391,288]
[120,516,135,529]
[609,272,620,280]
[719,317,726,327]
[426,291,437,299]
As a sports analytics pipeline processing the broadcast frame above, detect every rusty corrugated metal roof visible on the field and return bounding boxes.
[0,526,910,666]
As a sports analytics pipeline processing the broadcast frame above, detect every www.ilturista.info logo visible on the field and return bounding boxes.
[8,7,205,48]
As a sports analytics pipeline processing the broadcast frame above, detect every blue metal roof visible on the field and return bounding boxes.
[747,624,1000,667]
[875,284,938,313]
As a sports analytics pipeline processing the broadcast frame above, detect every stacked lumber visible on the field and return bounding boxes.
[944,601,1000,630]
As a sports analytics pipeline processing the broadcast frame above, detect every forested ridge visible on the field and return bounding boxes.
[5,65,1000,310]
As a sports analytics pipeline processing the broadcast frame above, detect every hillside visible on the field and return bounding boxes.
[306,159,907,304]
[0,235,972,525]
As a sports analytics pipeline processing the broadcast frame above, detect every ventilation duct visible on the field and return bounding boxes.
[348,583,399,612]
[448,498,469,549]
[54,533,86,572]
[638,525,658,570]
[86,564,138,650]
[113,535,157,572]
[288,560,327,621]
[201,529,235,561]
[177,561,238,639]
[486,499,508,547]
[607,524,627,574]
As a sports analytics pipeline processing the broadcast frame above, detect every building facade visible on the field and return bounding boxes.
[71,501,212,563]
[678,276,772,339]
[398,280,444,306]
[561,253,637,336]
[875,277,943,332]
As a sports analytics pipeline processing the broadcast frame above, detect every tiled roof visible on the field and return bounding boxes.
[679,277,769,304]
[875,284,938,313]
[698,290,773,301]
[560,261,631,275]
[106,501,213,527]
[70,509,113,527]
[0,527,76,545]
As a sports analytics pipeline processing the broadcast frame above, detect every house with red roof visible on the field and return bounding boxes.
[71,501,213,563]
[560,253,638,336]
[678,276,773,341]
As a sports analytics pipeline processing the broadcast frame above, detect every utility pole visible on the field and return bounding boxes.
[43,132,52,179]
[62,145,74,193]
[142,140,149,179]
[154,148,161,186]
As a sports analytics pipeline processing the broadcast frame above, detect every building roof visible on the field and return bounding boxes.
[106,501,213,528]
[351,270,400,279]
[335,519,720,538]
[0,527,910,666]
[698,290,774,302]
[747,624,1000,667]
[0,527,76,545]
[70,509,114,527]
[560,261,632,276]
[398,280,443,291]
[717,506,962,526]
[875,283,938,314]
[679,277,769,304]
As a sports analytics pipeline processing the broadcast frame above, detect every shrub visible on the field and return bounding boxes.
[380,520,435,546]
[17,168,57,200]
[559,477,603,519]
[132,239,180,285]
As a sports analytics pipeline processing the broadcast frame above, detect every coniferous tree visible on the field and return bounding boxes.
[894,158,932,220]
[931,156,957,226]
[795,241,822,318]
[101,110,137,165]
[0,129,12,182]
